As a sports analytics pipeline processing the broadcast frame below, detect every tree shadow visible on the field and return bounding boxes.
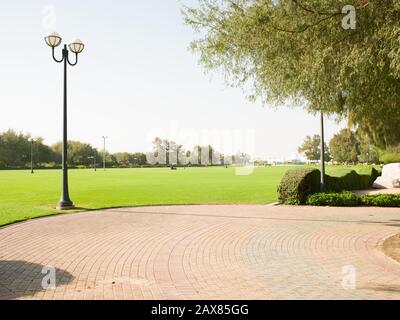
[0,260,74,300]
[358,220,400,228]
[384,223,400,228]
[361,284,400,293]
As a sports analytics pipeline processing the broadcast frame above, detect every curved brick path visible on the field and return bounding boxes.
[1,205,400,300]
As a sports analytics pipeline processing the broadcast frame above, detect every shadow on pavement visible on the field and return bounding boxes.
[0,260,73,300]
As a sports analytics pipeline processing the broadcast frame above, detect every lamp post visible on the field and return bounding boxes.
[88,156,96,171]
[30,139,34,174]
[320,112,326,192]
[45,32,85,210]
[102,136,108,171]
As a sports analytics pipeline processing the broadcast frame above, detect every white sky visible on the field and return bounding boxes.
[0,0,346,159]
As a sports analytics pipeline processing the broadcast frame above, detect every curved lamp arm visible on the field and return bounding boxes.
[52,47,64,63]
[67,53,79,66]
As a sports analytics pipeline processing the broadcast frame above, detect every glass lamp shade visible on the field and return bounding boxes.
[68,39,85,54]
[44,32,62,48]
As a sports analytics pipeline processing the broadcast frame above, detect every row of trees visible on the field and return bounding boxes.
[0,130,249,169]
[298,129,382,164]
[0,129,148,169]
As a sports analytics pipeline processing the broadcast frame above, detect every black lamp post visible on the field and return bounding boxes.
[320,112,326,192]
[30,139,34,174]
[88,156,96,171]
[45,32,85,210]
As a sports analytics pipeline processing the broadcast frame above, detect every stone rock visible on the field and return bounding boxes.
[373,163,400,189]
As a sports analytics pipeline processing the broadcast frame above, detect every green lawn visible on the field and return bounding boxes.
[0,165,376,227]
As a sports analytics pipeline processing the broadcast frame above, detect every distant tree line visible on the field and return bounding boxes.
[147,137,250,167]
[0,130,249,169]
[297,128,398,165]
[0,129,147,169]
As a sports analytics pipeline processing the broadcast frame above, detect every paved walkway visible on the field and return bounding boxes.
[0,205,400,300]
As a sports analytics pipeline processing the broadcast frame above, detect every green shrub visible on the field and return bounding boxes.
[278,168,380,205]
[379,152,400,164]
[361,194,400,207]
[307,192,361,206]
[306,192,400,207]
[326,168,380,192]
[277,168,320,205]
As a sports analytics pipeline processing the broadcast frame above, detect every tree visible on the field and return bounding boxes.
[0,130,56,168]
[358,144,380,164]
[114,152,147,167]
[114,152,133,167]
[329,129,360,164]
[132,152,147,166]
[356,133,380,164]
[298,135,330,162]
[0,129,30,167]
[51,141,99,166]
[34,138,56,164]
[183,1,400,148]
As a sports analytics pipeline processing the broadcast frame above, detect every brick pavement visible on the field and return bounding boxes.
[0,205,400,300]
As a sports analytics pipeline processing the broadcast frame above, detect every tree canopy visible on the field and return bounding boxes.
[297,135,331,161]
[329,129,360,163]
[0,130,55,168]
[51,141,100,166]
[183,0,400,148]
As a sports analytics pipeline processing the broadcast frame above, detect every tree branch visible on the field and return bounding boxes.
[290,0,340,16]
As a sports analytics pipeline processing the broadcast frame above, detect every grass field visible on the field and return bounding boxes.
[0,165,376,227]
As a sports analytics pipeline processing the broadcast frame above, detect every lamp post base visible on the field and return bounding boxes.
[56,200,75,210]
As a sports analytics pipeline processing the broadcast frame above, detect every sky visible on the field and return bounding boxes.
[0,0,346,160]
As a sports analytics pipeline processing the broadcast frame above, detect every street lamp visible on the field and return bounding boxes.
[88,156,96,172]
[320,112,326,192]
[30,139,35,174]
[102,136,108,171]
[45,32,85,210]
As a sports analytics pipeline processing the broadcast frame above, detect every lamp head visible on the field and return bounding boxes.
[44,32,62,48]
[68,39,85,54]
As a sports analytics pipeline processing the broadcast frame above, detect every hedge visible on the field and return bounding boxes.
[277,168,381,205]
[307,192,400,207]
[325,168,380,192]
[361,194,400,207]
[380,152,400,164]
[277,168,320,205]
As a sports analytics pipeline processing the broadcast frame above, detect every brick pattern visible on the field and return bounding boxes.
[0,205,400,300]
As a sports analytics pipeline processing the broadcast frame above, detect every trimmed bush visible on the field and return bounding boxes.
[277,168,320,205]
[361,194,400,207]
[380,152,400,164]
[306,192,400,207]
[326,168,380,192]
[306,192,361,206]
[278,167,381,205]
